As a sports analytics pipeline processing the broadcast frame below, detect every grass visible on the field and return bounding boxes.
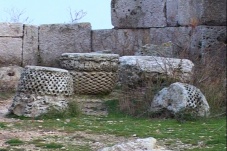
[5,139,24,146]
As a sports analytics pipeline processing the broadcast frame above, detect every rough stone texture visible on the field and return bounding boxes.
[0,37,22,66]
[60,53,119,95]
[0,23,23,37]
[191,26,226,64]
[150,27,192,55]
[75,97,108,116]
[119,56,194,87]
[99,137,171,151]
[39,23,91,67]
[0,66,23,92]
[8,66,74,117]
[167,0,227,26]
[22,24,39,66]
[111,0,167,28]
[135,41,174,57]
[150,82,210,117]
[92,29,151,56]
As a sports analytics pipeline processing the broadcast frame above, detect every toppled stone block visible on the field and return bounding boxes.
[0,66,23,92]
[119,56,194,87]
[0,37,22,66]
[111,0,167,28]
[150,82,210,117]
[60,53,119,95]
[0,23,23,37]
[9,66,73,117]
[39,23,91,67]
[22,24,39,66]
[92,29,150,56]
[135,41,174,57]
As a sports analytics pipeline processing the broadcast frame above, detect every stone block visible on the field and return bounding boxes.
[22,25,39,66]
[150,27,192,55]
[176,0,226,26]
[92,29,150,55]
[111,0,167,28]
[0,38,22,66]
[0,23,23,37]
[166,0,178,26]
[39,23,91,67]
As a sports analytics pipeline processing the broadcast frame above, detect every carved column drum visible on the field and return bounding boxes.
[60,53,119,94]
[9,66,73,117]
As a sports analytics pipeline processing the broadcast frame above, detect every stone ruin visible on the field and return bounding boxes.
[150,82,210,117]
[60,53,119,94]
[8,66,73,117]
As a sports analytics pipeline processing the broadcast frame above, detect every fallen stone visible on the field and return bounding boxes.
[150,82,210,117]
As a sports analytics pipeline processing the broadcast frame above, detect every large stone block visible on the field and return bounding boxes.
[92,29,150,55]
[39,23,91,67]
[111,0,167,28]
[0,38,22,66]
[172,0,226,26]
[0,23,23,37]
[150,27,192,55]
[22,25,39,66]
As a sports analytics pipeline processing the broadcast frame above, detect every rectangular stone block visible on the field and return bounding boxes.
[0,38,22,66]
[39,23,91,67]
[111,0,167,28]
[176,0,226,26]
[0,23,23,37]
[92,29,150,55]
[150,27,192,55]
[166,0,178,26]
[22,25,39,66]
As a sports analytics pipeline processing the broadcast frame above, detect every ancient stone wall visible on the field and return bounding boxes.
[0,0,226,68]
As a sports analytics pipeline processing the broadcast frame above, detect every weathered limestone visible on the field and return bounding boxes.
[9,66,73,117]
[39,23,92,67]
[150,27,192,54]
[92,29,150,55]
[60,53,119,94]
[135,41,174,57]
[0,66,23,92]
[111,0,167,28]
[22,25,39,66]
[0,23,23,37]
[150,82,210,117]
[0,38,23,66]
[99,137,171,151]
[119,56,194,87]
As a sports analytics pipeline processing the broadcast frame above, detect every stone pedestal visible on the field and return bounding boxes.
[9,66,73,117]
[60,53,119,94]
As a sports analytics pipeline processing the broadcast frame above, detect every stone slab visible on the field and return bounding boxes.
[22,25,39,66]
[39,23,91,67]
[166,0,178,26]
[0,23,23,37]
[111,0,167,28]
[0,37,22,66]
[92,29,150,55]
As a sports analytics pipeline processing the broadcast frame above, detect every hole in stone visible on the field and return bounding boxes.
[7,72,15,76]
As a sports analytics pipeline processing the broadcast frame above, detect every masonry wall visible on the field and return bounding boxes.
[0,0,226,68]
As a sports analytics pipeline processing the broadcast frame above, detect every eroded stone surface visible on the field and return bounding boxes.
[150,82,210,117]
[0,37,22,66]
[0,66,23,92]
[9,66,73,117]
[0,23,23,37]
[92,29,151,56]
[39,23,91,67]
[111,0,167,28]
[119,56,194,87]
[22,24,39,66]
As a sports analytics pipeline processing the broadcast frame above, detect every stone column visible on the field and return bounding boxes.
[9,66,74,117]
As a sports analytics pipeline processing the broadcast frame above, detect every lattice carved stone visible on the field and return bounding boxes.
[60,53,119,94]
[9,66,74,117]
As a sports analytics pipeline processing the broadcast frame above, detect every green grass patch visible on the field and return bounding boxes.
[0,122,6,128]
[5,139,24,146]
